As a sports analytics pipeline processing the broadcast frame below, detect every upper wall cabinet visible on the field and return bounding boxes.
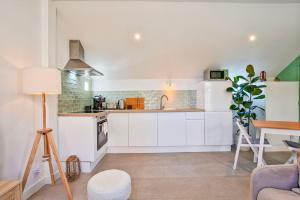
[158,112,186,146]
[108,113,129,146]
[204,81,231,112]
[129,113,158,146]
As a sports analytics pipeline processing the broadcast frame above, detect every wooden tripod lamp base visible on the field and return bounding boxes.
[21,67,72,200]
[22,129,73,200]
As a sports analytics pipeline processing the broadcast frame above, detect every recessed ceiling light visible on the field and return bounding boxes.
[249,35,256,42]
[134,32,142,41]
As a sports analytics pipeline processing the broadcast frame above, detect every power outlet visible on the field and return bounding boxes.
[32,168,41,176]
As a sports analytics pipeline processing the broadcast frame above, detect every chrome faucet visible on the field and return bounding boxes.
[160,95,169,110]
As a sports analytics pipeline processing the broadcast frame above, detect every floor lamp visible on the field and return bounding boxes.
[22,67,72,200]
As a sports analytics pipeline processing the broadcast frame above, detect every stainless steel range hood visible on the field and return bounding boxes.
[64,40,103,76]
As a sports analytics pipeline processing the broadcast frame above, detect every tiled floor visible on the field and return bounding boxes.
[29,151,290,200]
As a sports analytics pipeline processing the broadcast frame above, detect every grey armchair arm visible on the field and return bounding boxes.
[250,164,299,200]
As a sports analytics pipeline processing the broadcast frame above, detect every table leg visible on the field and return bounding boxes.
[253,128,260,163]
[257,130,265,167]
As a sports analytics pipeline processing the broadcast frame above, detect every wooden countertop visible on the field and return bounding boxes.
[58,108,204,117]
[58,112,107,117]
[105,108,205,113]
[252,120,300,130]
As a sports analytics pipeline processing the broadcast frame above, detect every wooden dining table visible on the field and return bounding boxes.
[252,120,300,167]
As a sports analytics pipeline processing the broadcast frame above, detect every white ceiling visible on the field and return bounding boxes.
[55,1,300,79]
[54,0,300,3]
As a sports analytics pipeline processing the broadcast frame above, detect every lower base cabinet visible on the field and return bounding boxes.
[186,120,205,145]
[108,113,129,146]
[108,111,232,149]
[205,112,232,145]
[158,112,186,146]
[129,113,157,146]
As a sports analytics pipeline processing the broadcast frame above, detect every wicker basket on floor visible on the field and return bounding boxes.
[66,155,81,182]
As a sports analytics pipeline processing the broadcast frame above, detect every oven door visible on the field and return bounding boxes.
[97,119,108,151]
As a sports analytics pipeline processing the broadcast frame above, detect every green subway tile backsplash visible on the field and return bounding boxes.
[94,90,197,109]
[58,71,93,113]
[58,72,197,112]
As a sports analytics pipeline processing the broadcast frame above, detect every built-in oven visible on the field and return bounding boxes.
[97,115,108,151]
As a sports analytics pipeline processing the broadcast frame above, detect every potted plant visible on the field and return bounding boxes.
[226,65,266,136]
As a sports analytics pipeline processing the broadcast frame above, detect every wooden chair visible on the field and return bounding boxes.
[233,121,271,170]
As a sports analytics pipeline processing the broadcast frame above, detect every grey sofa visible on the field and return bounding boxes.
[250,164,300,200]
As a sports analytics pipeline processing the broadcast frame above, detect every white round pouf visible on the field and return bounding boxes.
[87,169,131,200]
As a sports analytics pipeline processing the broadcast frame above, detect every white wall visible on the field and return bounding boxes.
[56,9,69,70]
[0,0,42,183]
[0,0,58,198]
[43,0,60,189]
[265,81,299,151]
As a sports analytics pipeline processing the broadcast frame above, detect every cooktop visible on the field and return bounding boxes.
[71,110,103,113]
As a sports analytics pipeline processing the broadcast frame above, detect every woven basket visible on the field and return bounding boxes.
[65,155,81,182]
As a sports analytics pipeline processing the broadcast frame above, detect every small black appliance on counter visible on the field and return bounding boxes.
[93,95,106,110]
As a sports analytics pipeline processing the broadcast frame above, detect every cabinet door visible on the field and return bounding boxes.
[158,112,186,146]
[129,113,157,146]
[186,112,204,120]
[204,81,231,112]
[58,117,95,161]
[186,120,205,145]
[108,113,129,146]
[205,112,232,145]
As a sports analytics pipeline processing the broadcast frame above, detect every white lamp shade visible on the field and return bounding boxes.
[22,67,61,95]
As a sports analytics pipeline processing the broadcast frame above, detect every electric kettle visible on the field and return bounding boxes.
[117,99,125,110]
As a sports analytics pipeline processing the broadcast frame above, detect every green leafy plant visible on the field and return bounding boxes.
[226,65,266,134]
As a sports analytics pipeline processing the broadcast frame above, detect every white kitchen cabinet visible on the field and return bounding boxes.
[108,113,129,146]
[186,112,204,120]
[58,116,107,172]
[59,117,96,161]
[205,112,232,145]
[204,81,231,112]
[186,120,205,145]
[158,112,186,146]
[129,113,158,146]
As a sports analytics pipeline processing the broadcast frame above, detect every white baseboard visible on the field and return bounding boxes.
[44,170,60,184]
[107,145,231,153]
[265,145,290,152]
[60,147,107,173]
[23,171,60,200]
[90,151,106,172]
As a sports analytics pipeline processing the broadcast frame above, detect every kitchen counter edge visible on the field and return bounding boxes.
[58,108,205,117]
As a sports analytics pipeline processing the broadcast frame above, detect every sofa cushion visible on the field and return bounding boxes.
[298,152,300,187]
[258,188,300,200]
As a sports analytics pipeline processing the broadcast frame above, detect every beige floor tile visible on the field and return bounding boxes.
[28,151,289,200]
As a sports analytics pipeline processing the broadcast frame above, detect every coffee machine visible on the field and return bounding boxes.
[93,95,106,110]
